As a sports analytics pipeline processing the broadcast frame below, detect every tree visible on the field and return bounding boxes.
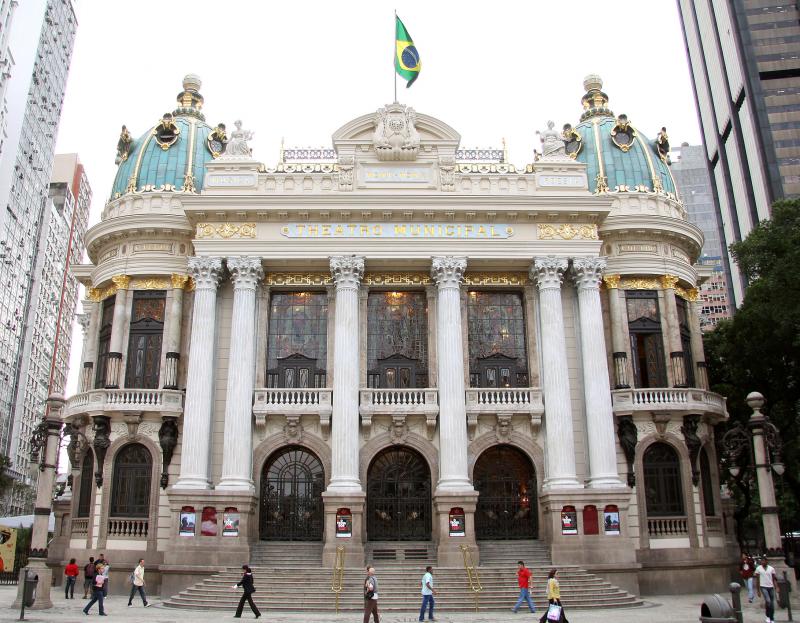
[705,199,800,544]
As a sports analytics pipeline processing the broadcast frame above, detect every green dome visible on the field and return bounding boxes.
[568,75,678,199]
[110,75,223,199]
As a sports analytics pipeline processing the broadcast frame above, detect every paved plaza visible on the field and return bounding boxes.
[2,586,798,623]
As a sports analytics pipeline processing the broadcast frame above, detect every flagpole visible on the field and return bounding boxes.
[393,10,398,103]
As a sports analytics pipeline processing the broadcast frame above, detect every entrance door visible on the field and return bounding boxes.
[367,447,431,540]
[474,445,537,539]
[260,447,324,541]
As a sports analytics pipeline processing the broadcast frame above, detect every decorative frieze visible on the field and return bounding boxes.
[264,273,332,286]
[537,223,599,240]
[195,222,257,240]
[463,272,529,286]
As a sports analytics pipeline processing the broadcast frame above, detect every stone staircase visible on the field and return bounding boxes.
[164,540,643,612]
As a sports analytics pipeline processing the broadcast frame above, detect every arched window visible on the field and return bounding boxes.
[643,442,684,516]
[110,444,152,518]
[77,452,94,517]
[700,447,716,516]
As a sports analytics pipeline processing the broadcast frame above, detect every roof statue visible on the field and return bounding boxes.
[372,103,420,161]
[221,120,254,159]
[536,120,568,161]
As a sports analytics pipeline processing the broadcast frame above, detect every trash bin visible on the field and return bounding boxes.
[776,574,791,608]
[22,570,38,608]
[699,594,736,623]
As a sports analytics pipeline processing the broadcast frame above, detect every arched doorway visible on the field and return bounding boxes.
[260,446,324,541]
[474,445,538,539]
[367,446,431,541]
[643,442,684,517]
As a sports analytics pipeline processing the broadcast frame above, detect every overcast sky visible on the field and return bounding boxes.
[56,0,702,395]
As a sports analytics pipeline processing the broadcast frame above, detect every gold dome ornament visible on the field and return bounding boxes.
[154,112,180,150]
[655,127,671,164]
[207,123,227,158]
[610,114,636,152]
[561,123,582,159]
[115,125,132,164]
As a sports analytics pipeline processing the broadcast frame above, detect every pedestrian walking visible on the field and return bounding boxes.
[540,568,569,623]
[64,558,79,599]
[418,565,437,621]
[512,560,536,613]
[739,553,755,603]
[82,556,95,598]
[83,562,108,616]
[95,554,109,597]
[363,565,379,623]
[232,564,261,619]
[127,559,149,607]
[754,556,778,623]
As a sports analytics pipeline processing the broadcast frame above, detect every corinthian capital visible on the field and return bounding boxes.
[571,256,607,290]
[530,256,569,290]
[187,257,223,290]
[111,274,131,290]
[431,256,467,289]
[330,255,365,290]
[227,256,264,290]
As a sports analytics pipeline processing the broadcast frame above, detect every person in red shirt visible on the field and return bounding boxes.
[512,560,536,613]
[64,558,79,599]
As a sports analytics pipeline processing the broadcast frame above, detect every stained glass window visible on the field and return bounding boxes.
[267,292,328,387]
[125,291,165,389]
[367,292,428,388]
[467,291,528,387]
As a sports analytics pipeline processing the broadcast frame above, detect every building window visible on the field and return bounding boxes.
[77,451,93,517]
[676,297,695,387]
[267,292,328,388]
[467,291,528,388]
[110,443,152,518]
[94,296,115,389]
[626,291,667,388]
[125,291,166,389]
[367,291,428,388]
[700,448,715,517]
[643,442,684,517]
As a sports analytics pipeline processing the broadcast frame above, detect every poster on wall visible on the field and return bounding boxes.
[335,508,352,538]
[223,508,240,537]
[604,505,621,535]
[560,506,578,535]
[179,506,196,536]
[201,507,218,536]
[0,525,17,572]
[449,507,466,537]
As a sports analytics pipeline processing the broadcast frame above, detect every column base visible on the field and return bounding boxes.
[586,475,626,489]
[172,476,211,490]
[216,478,255,493]
[322,491,366,568]
[13,560,53,610]
[541,477,584,490]
[433,490,479,567]
[434,479,475,497]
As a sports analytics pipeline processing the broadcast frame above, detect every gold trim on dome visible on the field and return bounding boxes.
[111,275,131,290]
[171,273,190,289]
[195,222,257,240]
[364,273,431,286]
[182,118,197,192]
[127,131,154,194]
[634,130,663,193]
[537,224,599,241]
[264,273,332,286]
[154,113,180,151]
[660,274,679,290]
[591,120,608,194]
[610,115,637,153]
[603,274,621,289]
[464,272,529,286]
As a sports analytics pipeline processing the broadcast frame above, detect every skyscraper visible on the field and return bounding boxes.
[676,0,800,306]
[0,0,78,513]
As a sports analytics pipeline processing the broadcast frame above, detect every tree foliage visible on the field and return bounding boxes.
[705,199,800,542]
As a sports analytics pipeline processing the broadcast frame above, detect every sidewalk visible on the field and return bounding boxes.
[3,585,798,622]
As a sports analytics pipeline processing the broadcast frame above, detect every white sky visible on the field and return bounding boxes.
[56,0,702,395]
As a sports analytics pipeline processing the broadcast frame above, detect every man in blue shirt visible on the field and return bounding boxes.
[419,565,437,621]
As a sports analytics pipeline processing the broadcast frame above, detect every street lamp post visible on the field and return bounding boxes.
[722,391,796,590]
[12,393,65,610]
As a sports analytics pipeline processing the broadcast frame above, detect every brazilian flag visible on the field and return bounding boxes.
[395,16,420,88]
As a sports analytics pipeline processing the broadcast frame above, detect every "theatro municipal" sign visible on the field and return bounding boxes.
[280,223,514,239]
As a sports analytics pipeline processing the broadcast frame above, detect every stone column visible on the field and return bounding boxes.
[219,257,263,491]
[687,292,708,389]
[82,298,101,391]
[531,257,580,489]
[660,275,687,387]
[603,275,632,389]
[76,310,91,392]
[105,275,130,388]
[175,257,223,489]
[431,256,472,493]
[572,258,624,488]
[162,273,189,390]
[327,255,365,493]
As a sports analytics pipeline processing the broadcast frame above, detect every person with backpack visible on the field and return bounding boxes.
[82,556,95,599]
[83,562,107,616]
[232,564,260,618]
[363,565,379,623]
[127,559,149,607]
[64,558,79,599]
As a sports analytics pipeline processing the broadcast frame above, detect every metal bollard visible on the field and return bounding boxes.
[729,583,743,623]
[783,571,794,622]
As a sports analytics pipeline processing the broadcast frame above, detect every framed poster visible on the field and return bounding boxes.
[201,506,218,536]
[560,505,578,535]
[223,508,240,537]
[0,525,17,572]
[335,508,352,538]
[179,506,196,536]
[449,507,466,537]
[604,505,621,535]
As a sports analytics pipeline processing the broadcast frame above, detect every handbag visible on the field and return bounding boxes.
[547,603,562,621]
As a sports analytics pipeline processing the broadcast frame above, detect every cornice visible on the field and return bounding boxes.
[85,214,194,261]
[599,214,703,250]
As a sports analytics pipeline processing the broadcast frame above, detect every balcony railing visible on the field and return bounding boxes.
[611,388,727,420]
[107,517,148,539]
[465,387,544,438]
[647,516,689,538]
[64,388,185,419]
[253,388,333,438]
[359,388,439,440]
[71,518,88,536]
[705,516,723,534]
